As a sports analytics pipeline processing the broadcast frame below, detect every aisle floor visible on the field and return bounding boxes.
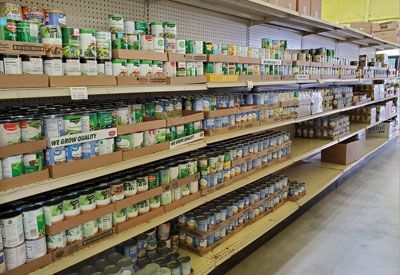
[227,146,400,275]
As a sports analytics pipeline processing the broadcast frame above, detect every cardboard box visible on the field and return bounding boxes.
[206,74,239,82]
[0,41,45,56]
[166,110,204,127]
[117,76,168,85]
[5,253,53,275]
[49,151,122,178]
[117,119,166,135]
[321,138,363,165]
[112,49,168,61]
[204,107,240,118]
[115,186,163,210]
[167,52,207,62]
[116,207,164,233]
[207,54,239,63]
[372,21,400,32]
[46,204,115,235]
[268,0,297,10]
[0,169,49,192]
[0,75,49,88]
[49,76,117,87]
[0,139,46,159]
[163,192,201,212]
[367,121,395,138]
[122,142,170,161]
[296,0,310,15]
[237,75,262,82]
[167,76,207,84]
[310,0,321,18]
[350,22,373,34]
[51,241,82,261]
[237,56,262,64]
[372,30,400,44]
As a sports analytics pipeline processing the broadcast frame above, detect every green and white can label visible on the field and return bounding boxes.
[26,236,46,261]
[4,242,26,270]
[2,155,23,179]
[79,191,96,212]
[108,14,124,33]
[3,56,22,74]
[113,208,127,225]
[47,231,66,250]
[83,220,98,238]
[0,213,24,247]
[44,58,62,76]
[22,206,45,239]
[43,200,64,225]
[98,138,114,155]
[124,179,137,196]
[80,29,97,59]
[63,195,81,217]
[66,225,83,244]
[96,31,111,60]
[0,120,21,146]
[126,204,138,219]
[95,185,111,206]
[149,196,161,209]
[161,190,172,206]
[98,214,112,231]
[20,119,42,141]
[163,22,176,39]
[138,200,149,214]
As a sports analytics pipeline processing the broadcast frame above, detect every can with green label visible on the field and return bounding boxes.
[0,18,17,41]
[108,14,124,33]
[111,32,127,49]
[184,122,194,136]
[261,38,270,49]
[203,42,214,54]
[80,29,97,59]
[135,22,148,35]
[23,151,44,173]
[185,40,194,54]
[127,34,139,50]
[61,27,80,58]
[16,20,39,42]
[96,31,111,60]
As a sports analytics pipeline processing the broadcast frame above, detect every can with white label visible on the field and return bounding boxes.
[26,236,46,261]
[4,242,26,270]
[0,210,24,248]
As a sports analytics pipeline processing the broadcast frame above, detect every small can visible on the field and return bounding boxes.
[97,59,113,76]
[163,22,176,39]
[140,35,153,51]
[0,18,17,41]
[127,59,140,76]
[98,214,112,231]
[61,27,80,58]
[21,6,45,24]
[43,198,64,226]
[139,60,151,76]
[203,42,214,54]
[0,210,24,248]
[83,220,99,238]
[45,147,66,165]
[94,183,111,206]
[164,61,177,77]
[108,14,124,33]
[98,138,115,155]
[153,36,164,53]
[112,58,128,76]
[151,22,164,37]
[16,20,39,42]
[123,239,138,263]
[177,61,186,77]
[0,118,21,146]
[46,231,66,250]
[127,33,139,50]
[23,151,44,174]
[146,229,157,251]
[80,58,98,75]
[63,112,82,134]
[63,58,81,75]
[111,32,128,49]
[124,20,135,34]
[176,39,186,54]
[3,55,22,74]
[45,9,66,27]
[2,155,23,179]
[80,29,96,59]
[79,188,96,212]
[126,204,138,219]
[43,57,62,75]
[66,225,83,244]
[157,223,170,241]
[135,22,148,35]
[63,193,80,217]
[65,143,82,162]
[110,180,125,202]
[26,236,46,261]
[137,234,147,258]
[0,3,22,20]
[186,62,195,76]
[96,31,112,60]
[4,242,26,270]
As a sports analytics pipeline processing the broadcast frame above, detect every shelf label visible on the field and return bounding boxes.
[261,59,282,65]
[170,131,204,149]
[47,128,118,148]
[70,87,88,100]
[296,74,310,80]
[247,80,254,89]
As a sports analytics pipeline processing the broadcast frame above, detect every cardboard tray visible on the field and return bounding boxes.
[0,41,45,56]
[122,142,170,161]
[117,76,168,85]
[49,76,117,87]
[0,139,46,159]
[112,49,168,61]
[49,151,122,178]
[206,74,239,82]
[0,169,50,192]
[167,76,207,84]
[340,75,358,79]
[162,173,200,191]
[163,192,201,212]
[204,107,240,118]
[261,75,282,81]
[237,75,262,82]
[167,52,207,62]
[292,60,311,66]
[207,54,239,63]
[114,186,163,211]
[166,111,204,126]
[46,204,115,235]
[117,119,166,135]
[4,253,53,275]
[116,207,164,233]
[0,75,49,89]
[237,56,262,64]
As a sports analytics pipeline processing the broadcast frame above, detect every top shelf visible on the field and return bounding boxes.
[172,0,399,50]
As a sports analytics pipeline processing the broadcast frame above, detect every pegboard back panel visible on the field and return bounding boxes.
[148,0,249,45]
[335,42,359,59]
[5,0,146,30]
[302,34,336,50]
[249,25,302,49]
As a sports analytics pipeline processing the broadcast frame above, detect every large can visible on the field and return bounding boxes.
[0,118,21,146]
[124,20,135,34]
[96,31,112,60]
[80,29,97,59]
[40,25,62,57]
[21,6,45,24]
[23,152,44,174]
[26,236,46,261]
[0,3,22,20]
[4,242,26,270]
[0,18,17,41]
[150,22,163,37]
[16,20,39,42]
[2,155,23,179]
[108,14,124,33]
[135,22,148,35]
[61,27,80,58]
[45,9,66,27]
[0,210,24,248]
[111,32,128,49]
[163,22,176,39]
[21,204,45,240]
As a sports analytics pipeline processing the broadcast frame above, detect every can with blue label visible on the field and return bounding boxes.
[45,10,67,27]
[82,141,98,159]
[123,239,138,263]
[137,234,147,258]
[66,144,82,162]
[46,147,66,165]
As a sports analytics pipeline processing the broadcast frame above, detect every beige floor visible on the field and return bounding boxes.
[227,145,400,275]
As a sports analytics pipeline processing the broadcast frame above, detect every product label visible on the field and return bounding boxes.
[47,128,117,148]
[44,59,63,76]
[22,58,43,74]
[0,215,24,247]
[4,57,22,74]
[81,60,97,75]
[63,60,81,76]
[22,209,45,240]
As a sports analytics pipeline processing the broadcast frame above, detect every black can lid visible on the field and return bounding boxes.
[0,209,22,219]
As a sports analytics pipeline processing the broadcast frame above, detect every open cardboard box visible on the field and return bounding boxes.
[166,110,204,126]
[46,204,115,235]
[116,207,164,233]
[204,107,240,118]
[207,54,239,63]
[0,139,46,159]
[0,169,49,192]
[49,151,122,178]
[237,56,261,64]
[237,75,262,82]
[115,186,163,210]
[122,142,170,161]
[117,76,168,85]
[112,49,168,61]
[321,137,362,165]
[117,119,166,135]
[167,75,207,84]
[167,52,207,62]
[5,253,53,275]
[0,41,45,55]
[49,76,117,87]
[261,75,282,81]
[0,75,49,89]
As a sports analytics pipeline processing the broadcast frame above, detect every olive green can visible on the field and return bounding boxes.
[0,18,17,41]
[184,122,194,136]
[16,20,39,42]
[185,40,194,54]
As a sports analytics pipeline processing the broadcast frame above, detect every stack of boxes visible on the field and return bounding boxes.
[351,21,399,45]
[266,0,321,18]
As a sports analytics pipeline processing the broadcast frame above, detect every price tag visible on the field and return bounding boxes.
[70,87,88,100]
[247,80,254,89]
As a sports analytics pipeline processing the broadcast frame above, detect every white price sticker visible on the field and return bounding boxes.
[70,87,88,100]
[247,80,254,89]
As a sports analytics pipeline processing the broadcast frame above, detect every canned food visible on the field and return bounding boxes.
[21,204,45,240]
[16,20,39,42]
[108,14,123,33]
[0,18,17,41]
[0,118,21,146]
[2,155,23,179]
[63,193,80,217]
[45,9,66,27]
[46,231,66,250]
[4,242,26,270]
[26,236,46,261]
[96,31,111,60]
[21,6,45,24]
[43,198,64,225]
[40,25,62,57]
[0,210,24,248]
[0,3,22,20]
[163,22,176,39]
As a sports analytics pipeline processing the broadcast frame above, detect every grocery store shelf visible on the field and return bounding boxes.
[182,134,397,275]
[172,0,399,50]
[0,141,207,204]
[206,95,398,144]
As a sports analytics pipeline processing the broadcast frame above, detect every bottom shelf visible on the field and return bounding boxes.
[183,134,398,275]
